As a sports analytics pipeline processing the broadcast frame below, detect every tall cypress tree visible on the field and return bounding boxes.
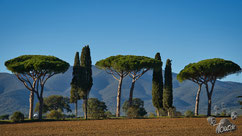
[80,45,93,120]
[163,59,173,117]
[152,53,163,116]
[70,52,81,118]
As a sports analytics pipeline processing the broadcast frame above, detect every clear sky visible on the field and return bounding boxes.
[0,0,241,82]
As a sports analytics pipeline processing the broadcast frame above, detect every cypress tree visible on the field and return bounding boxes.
[80,45,93,120]
[163,59,173,117]
[152,53,163,116]
[70,52,81,118]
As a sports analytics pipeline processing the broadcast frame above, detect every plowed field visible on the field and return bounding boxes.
[0,117,241,136]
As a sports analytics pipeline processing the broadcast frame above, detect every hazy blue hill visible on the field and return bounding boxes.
[0,66,241,116]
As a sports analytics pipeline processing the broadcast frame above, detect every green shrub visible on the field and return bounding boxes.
[47,110,64,120]
[161,107,181,117]
[148,112,156,118]
[87,98,107,119]
[156,108,168,116]
[184,110,194,117]
[122,98,147,118]
[126,107,139,118]
[104,111,113,118]
[35,95,72,114]
[175,111,182,117]
[65,114,75,118]
[11,111,24,122]
[0,114,9,120]
[220,111,226,116]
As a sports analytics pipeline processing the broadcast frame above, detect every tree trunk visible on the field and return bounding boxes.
[205,81,215,116]
[168,111,171,117]
[156,108,160,117]
[85,97,88,120]
[38,97,43,120]
[207,95,212,116]
[83,96,88,120]
[83,99,86,119]
[75,101,78,118]
[28,90,34,119]
[194,84,202,116]
[128,79,136,107]
[116,75,123,117]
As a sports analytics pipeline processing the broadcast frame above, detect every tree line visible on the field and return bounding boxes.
[4,46,241,120]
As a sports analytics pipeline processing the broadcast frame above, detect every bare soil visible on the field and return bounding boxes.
[0,117,241,136]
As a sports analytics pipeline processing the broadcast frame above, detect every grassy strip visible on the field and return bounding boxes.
[1,115,239,124]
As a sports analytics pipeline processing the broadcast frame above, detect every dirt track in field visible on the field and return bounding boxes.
[0,117,241,136]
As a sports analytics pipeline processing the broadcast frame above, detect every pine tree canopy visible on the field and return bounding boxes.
[177,58,241,82]
[5,55,70,74]
[95,55,161,72]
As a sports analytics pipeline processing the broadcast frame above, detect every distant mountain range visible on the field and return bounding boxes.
[0,66,241,116]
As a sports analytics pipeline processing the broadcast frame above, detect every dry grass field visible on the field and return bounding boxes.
[0,117,241,136]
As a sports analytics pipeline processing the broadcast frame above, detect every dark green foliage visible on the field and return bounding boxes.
[64,114,75,119]
[35,102,48,113]
[126,107,140,118]
[167,107,180,117]
[35,95,71,113]
[96,55,161,73]
[70,52,81,103]
[46,110,64,120]
[152,53,163,114]
[70,52,81,118]
[79,45,93,119]
[163,59,173,112]
[177,63,201,83]
[122,98,147,118]
[184,110,194,117]
[11,111,24,122]
[148,112,156,118]
[80,45,93,97]
[177,58,241,82]
[0,114,9,120]
[175,111,182,117]
[196,58,241,79]
[87,98,107,119]
[156,108,168,116]
[104,111,114,118]
[5,55,70,74]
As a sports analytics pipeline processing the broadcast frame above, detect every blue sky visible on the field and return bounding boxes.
[0,0,241,82]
